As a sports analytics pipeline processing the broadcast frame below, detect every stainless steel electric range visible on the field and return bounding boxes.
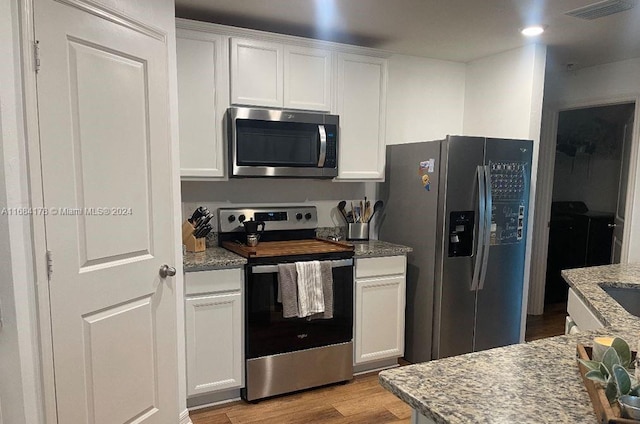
[218,206,355,402]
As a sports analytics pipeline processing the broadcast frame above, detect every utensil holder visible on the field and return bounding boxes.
[182,220,206,253]
[347,223,369,241]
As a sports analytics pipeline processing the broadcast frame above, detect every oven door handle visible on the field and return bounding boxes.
[250,258,353,274]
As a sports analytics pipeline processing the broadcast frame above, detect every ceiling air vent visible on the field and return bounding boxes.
[565,0,634,20]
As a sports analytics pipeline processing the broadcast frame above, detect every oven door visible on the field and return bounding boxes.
[246,258,353,359]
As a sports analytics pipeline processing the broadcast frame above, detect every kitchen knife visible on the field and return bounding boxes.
[194,224,212,238]
[200,224,212,238]
[195,212,213,230]
[190,206,206,223]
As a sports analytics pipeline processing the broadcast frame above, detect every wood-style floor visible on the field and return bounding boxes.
[524,301,567,342]
[189,371,411,424]
[190,307,566,424]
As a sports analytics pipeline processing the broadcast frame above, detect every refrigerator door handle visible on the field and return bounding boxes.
[471,166,486,291]
[478,164,492,290]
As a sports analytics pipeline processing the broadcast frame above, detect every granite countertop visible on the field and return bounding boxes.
[183,239,412,272]
[561,263,640,336]
[351,240,413,258]
[379,263,640,424]
[183,246,247,272]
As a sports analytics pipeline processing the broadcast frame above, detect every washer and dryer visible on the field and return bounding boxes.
[545,201,615,304]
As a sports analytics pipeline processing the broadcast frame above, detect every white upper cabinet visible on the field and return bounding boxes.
[230,38,333,112]
[284,46,332,112]
[335,53,388,180]
[175,19,388,180]
[230,38,283,108]
[176,29,228,179]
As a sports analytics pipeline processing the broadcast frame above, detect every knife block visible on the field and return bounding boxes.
[182,221,206,253]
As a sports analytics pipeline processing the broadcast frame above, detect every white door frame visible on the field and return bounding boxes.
[528,94,640,315]
[15,1,190,422]
[16,0,58,422]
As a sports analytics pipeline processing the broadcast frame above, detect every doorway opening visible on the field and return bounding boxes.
[533,102,636,338]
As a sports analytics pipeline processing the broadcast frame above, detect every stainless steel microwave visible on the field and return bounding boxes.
[227,107,339,178]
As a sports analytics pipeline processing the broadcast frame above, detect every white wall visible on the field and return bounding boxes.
[462,43,547,331]
[463,44,546,139]
[543,58,640,262]
[552,156,621,212]
[385,54,466,144]
[181,180,371,229]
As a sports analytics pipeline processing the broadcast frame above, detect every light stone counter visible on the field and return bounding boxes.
[183,246,247,272]
[379,263,640,423]
[183,239,412,272]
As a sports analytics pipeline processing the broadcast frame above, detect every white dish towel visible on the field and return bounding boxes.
[295,260,325,317]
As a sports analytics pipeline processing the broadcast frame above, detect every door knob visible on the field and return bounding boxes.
[608,223,617,228]
[159,264,177,278]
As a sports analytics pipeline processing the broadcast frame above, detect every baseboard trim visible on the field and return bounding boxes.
[187,389,242,410]
[179,409,193,424]
[354,357,399,375]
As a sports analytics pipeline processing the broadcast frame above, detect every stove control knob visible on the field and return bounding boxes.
[296,213,303,220]
[305,213,312,220]
[238,214,246,223]
[228,215,236,223]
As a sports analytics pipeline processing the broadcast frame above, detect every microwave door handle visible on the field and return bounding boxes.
[317,125,327,167]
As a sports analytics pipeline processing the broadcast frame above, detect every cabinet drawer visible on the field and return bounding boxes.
[567,288,604,331]
[185,268,243,295]
[355,256,405,279]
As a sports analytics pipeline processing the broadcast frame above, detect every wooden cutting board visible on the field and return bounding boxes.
[222,238,354,258]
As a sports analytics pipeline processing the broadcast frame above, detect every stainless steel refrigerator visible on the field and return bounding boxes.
[379,135,533,362]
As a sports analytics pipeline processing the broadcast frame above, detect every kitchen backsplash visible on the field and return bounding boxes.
[181,178,379,230]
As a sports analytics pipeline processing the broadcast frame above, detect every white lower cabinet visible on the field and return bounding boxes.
[185,268,244,398]
[354,256,406,365]
[566,287,604,333]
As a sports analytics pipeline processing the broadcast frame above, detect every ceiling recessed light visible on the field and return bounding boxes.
[521,25,546,37]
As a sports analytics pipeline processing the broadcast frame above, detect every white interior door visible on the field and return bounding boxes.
[613,113,634,263]
[34,0,179,422]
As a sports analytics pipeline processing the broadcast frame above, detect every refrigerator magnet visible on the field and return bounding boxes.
[418,163,432,191]
[419,159,435,173]
[421,173,431,191]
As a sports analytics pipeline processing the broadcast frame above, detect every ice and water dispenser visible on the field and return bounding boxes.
[448,211,475,257]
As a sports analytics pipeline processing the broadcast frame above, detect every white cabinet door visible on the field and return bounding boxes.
[185,291,243,396]
[354,275,406,364]
[336,53,387,180]
[230,38,283,107]
[567,288,604,332]
[284,46,332,111]
[177,30,228,179]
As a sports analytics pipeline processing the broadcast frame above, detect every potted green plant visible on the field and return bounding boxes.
[579,337,640,403]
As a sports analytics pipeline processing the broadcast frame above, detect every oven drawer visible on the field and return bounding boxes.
[185,268,243,295]
[355,255,406,279]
